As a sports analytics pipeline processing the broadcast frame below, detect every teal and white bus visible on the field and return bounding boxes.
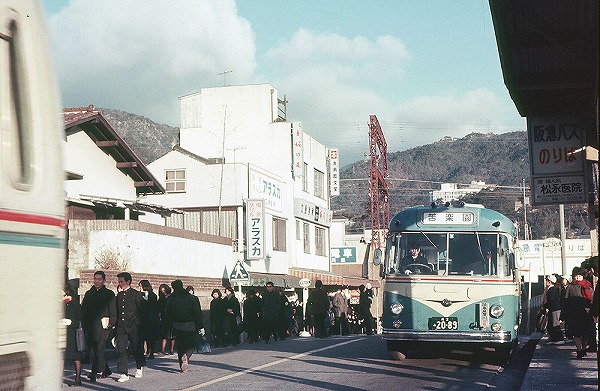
[381,203,521,361]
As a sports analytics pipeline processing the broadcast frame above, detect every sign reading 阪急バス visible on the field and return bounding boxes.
[527,115,587,205]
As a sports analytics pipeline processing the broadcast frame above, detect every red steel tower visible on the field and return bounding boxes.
[368,115,390,248]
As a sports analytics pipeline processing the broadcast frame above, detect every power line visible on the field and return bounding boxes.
[340,177,530,190]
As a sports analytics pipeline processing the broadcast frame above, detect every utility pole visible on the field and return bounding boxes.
[559,204,567,275]
[217,109,227,237]
[522,179,529,240]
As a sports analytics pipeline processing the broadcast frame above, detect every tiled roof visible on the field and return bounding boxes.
[63,105,165,195]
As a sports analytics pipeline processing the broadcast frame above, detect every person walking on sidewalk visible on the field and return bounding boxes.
[563,267,594,358]
[115,272,147,382]
[307,280,330,338]
[243,288,262,343]
[63,284,83,387]
[262,282,280,343]
[358,284,373,335]
[544,275,564,343]
[81,271,116,382]
[165,280,204,372]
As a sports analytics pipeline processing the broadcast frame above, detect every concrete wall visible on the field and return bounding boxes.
[67,220,233,280]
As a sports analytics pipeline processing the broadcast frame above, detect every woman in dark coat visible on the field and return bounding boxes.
[210,289,225,347]
[222,286,241,346]
[243,288,262,343]
[63,284,83,387]
[157,283,174,355]
[563,267,594,358]
[139,280,160,359]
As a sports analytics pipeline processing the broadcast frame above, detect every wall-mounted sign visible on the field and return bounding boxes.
[527,115,587,205]
[331,247,357,263]
[245,199,264,260]
[292,122,303,179]
[329,148,340,196]
[293,198,332,227]
[249,167,283,213]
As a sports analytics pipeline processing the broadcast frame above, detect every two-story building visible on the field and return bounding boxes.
[146,84,352,287]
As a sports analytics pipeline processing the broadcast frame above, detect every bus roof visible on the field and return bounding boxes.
[389,204,516,235]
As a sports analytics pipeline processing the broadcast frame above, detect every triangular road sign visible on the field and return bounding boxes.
[229,260,249,281]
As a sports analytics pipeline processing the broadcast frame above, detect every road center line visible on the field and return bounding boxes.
[180,337,367,390]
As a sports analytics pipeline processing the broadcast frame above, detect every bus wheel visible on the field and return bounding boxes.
[494,342,515,365]
[387,341,407,360]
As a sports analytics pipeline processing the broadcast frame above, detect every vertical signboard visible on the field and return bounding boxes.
[292,122,303,178]
[329,148,340,196]
[246,199,264,260]
[528,115,587,205]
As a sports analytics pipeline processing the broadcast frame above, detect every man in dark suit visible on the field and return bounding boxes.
[81,271,116,382]
[307,280,330,338]
[115,272,146,382]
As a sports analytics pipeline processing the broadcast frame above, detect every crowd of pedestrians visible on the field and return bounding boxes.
[540,256,598,359]
[63,273,375,386]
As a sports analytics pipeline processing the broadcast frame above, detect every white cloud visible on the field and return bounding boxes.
[48,0,256,125]
[389,88,526,152]
[46,3,524,166]
[266,29,412,164]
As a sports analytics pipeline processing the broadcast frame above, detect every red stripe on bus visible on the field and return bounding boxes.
[0,210,65,227]
[386,277,513,283]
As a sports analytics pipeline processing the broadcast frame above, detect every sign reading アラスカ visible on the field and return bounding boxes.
[249,167,283,213]
[528,115,587,205]
[245,199,264,260]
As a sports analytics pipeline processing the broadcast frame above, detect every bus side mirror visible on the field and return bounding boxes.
[373,248,382,266]
[514,247,525,269]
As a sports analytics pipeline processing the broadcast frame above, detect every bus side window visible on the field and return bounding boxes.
[1,14,33,188]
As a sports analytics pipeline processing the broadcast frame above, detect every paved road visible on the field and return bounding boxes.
[63,335,532,390]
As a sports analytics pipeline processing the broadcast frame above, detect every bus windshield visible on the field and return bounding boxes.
[386,232,512,277]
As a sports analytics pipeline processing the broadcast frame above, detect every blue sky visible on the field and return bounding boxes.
[42,0,525,165]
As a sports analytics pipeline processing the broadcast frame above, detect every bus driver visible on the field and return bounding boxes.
[400,243,430,274]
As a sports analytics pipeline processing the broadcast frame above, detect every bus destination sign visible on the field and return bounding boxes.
[421,211,476,225]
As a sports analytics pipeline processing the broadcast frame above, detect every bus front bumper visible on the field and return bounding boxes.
[382,329,513,344]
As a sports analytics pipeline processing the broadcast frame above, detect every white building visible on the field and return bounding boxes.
[430,181,488,203]
[146,84,334,279]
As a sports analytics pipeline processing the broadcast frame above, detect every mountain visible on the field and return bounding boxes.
[336,132,589,239]
[100,108,179,164]
[336,131,529,219]
[99,109,588,239]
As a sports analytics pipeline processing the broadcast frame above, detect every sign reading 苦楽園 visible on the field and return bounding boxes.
[527,115,587,205]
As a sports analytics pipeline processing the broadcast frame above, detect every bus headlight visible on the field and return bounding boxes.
[490,305,504,318]
[390,302,404,315]
[491,323,502,331]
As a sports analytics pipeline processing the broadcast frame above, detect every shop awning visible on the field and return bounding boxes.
[239,269,380,289]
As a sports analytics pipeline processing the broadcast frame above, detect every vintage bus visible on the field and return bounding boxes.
[381,203,521,361]
[0,1,65,389]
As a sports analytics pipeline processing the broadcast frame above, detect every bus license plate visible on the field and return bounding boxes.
[428,317,458,330]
